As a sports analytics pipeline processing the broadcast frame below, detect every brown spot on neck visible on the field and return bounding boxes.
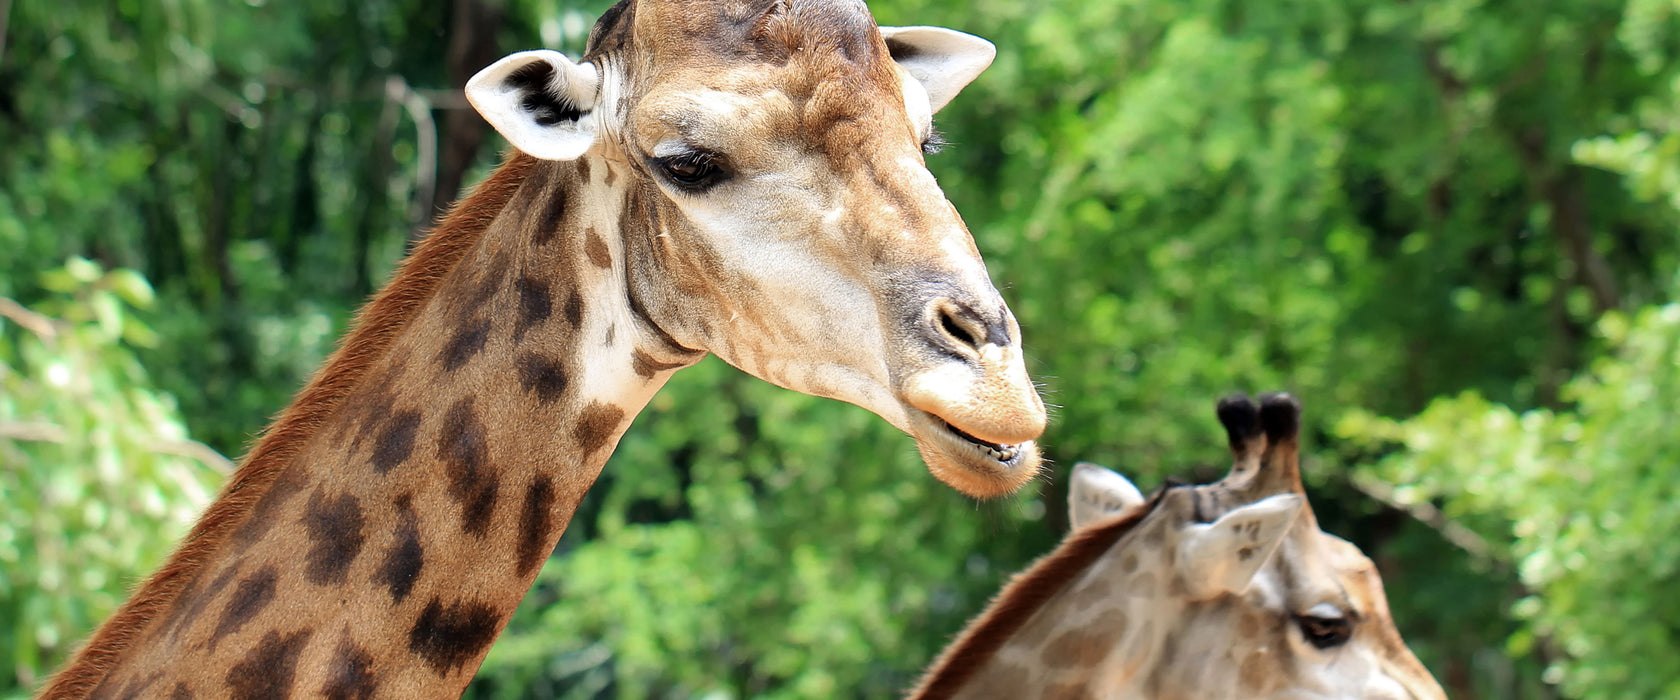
[572,401,626,457]
[516,352,572,404]
[563,290,585,328]
[165,561,240,642]
[436,397,500,536]
[515,476,560,578]
[406,598,502,675]
[375,494,425,604]
[439,317,493,371]
[370,409,423,473]
[321,635,379,700]
[209,565,279,650]
[585,227,613,268]
[302,488,367,585]
[512,273,553,342]
[231,462,309,546]
[631,348,688,378]
[1041,608,1128,670]
[532,177,569,247]
[225,628,313,700]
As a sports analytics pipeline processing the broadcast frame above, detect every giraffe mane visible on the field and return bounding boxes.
[38,152,540,699]
[907,488,1170,700]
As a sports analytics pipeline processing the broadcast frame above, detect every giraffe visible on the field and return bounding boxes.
[38,1,1049,697]
[910,393,1447,700]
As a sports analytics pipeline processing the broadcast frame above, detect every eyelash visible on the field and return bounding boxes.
[922,127,948,155]
[652,150,730,193]
[651,128,941,191]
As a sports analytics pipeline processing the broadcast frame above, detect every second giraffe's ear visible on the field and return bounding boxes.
[467,50,601,161]
[1069,462,1146,530]
[879,26,996,114]
[1178,493,1302,599]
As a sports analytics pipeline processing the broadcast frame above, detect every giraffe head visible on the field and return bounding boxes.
[1061,393,1445,699]
[910,393,1444,699]
[462,0,1044,498]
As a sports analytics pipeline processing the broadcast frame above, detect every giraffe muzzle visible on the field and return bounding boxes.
[902,328,1046,445]
[897,298,1048,497]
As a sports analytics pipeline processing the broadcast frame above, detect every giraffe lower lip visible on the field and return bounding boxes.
[907,409,1043,498]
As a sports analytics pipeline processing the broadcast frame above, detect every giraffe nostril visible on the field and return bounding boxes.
[938,307,979,350]
[928,299,1009,355]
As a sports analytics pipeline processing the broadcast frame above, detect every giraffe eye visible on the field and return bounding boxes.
[653,150,730,193]
[1294,609,1353,649]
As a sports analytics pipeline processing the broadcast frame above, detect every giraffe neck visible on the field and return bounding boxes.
[910,494,1189,700]
[49,152,700,699]
[919,498,1282,700]
[950,517,1180,699]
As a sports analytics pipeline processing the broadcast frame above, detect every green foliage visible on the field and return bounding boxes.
[0,0,497,453]
[1336,20,1680,691]
[1342,299,1680,698]
[4,0,1680,698]
[1345,10,1680,691]
[0,261,223,696]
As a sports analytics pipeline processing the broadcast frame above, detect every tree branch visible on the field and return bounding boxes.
[385,75,439,229]
[149,439,235,473]
[1349,472,1504,568]
[0,0,13,69]
[0,421,233,472]
[1545,167,1620,313]
[0,421,67,443]
[430,0,504,231]
[0,297,58,341]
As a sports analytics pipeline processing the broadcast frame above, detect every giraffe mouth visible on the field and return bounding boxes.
[905,408,1040,498]
[938,418,1023,464]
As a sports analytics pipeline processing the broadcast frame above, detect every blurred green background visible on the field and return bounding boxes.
[4,0,1680,697]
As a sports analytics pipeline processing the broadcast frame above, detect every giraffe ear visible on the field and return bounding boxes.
[879,26,996,114]
[466,50,601,161]
[1068,462,1146,530]
[1178,493,1302,599]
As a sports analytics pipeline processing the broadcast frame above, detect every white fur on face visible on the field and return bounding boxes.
[621,77,959,427]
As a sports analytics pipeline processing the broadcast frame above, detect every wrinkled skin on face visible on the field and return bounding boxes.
[468,0,1046,497]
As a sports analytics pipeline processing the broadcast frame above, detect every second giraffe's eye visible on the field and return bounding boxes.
[1294,604,1354,649]
[653,150,731,193]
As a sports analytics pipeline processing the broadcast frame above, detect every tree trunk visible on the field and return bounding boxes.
[426,0,505,235]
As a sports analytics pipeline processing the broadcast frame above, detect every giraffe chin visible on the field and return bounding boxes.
[909,410,1042,499]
